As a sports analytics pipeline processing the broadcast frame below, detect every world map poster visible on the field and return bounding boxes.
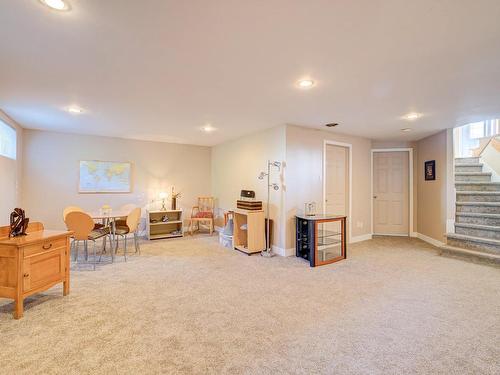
[79,161,131,193]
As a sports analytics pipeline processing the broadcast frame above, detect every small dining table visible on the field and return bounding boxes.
[87,210,130,262]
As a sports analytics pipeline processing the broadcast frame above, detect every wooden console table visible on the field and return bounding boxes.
[0,223,72,319]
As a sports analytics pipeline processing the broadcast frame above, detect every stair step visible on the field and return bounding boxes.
[456,202,500,214]
[439,245,500,267]
[455,223,500,240]
[456,212,500,226]
[455,164,484,172]
[456,191,500,202]
[455,157,480,164]
[455,172,492,182]
[455,182,500,191]
[446,233,500,254]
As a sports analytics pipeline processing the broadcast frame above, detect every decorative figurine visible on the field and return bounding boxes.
[9,208,29,237]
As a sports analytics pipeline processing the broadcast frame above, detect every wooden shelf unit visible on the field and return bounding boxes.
[233,209,266,255]
[146,210,184,240]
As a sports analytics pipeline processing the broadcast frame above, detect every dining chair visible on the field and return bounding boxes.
[64,211,110,270]
[189,197,215,235]
[114,204,137,228]
[115,207,141,260]
[63,205,105,230]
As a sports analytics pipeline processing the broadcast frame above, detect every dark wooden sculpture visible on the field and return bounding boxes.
[9,208,29,237]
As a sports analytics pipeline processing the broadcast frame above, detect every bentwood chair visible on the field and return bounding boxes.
[114,204,137,228]
[63,205,105,230]
[189,197,215,235]
[64,211,110,270]
[115,207,141,260]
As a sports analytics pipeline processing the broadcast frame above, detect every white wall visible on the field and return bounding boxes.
[22,130,211,230]
[0,111,23,226]
[211,125,287,250]
[481,136,500,179]
[416,130,449,243]
[285,125,373,249]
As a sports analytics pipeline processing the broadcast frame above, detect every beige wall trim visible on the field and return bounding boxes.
[323,140,353,242]
[272,245,295,257]
[371,148,414,236]
[416,232,445,248]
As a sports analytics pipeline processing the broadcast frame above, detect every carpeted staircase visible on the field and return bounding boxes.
[441,156,500,266]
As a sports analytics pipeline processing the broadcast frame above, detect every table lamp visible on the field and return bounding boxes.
[159,192,168,211]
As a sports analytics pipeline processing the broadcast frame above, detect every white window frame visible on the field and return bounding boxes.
[0,120,16,160]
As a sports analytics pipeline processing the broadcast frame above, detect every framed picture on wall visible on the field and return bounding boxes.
[79,160,132,193]
[424,160,436,181]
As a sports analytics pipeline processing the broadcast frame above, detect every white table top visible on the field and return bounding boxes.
[87,210,130,220]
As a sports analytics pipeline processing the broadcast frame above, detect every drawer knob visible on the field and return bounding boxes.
[23,273,29,278]
[42,243,53,250]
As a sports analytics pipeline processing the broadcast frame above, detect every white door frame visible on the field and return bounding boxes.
[323,140,353,242]
[371,148,414,236]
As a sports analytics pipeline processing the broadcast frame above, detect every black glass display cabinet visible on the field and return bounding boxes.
[295,215,347,267]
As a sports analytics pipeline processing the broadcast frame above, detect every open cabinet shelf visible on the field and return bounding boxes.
[146,210,184,240]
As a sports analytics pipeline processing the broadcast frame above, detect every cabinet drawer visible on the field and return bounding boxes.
[23,238,67,258]
[23,247,65,293]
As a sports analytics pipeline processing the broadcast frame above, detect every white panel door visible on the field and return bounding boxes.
[373,152,409,235]
[325,145,348,216]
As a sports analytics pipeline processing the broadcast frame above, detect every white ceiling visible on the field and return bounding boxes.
[1,0,500,146]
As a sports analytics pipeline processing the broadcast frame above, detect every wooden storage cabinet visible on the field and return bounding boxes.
[0,229,72,319]
[233,209,266,255]
[23,247,66,293]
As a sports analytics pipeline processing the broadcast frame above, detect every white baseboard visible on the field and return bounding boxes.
[272,245,295,257]
[416,232,445,247]
[410,232,418,238]
[350,234,372,243]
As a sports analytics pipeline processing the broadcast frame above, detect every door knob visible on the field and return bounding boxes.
[373,196,377,199]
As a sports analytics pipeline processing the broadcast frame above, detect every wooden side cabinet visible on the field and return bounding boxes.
[233,209,266,255]
[0,224,72,319]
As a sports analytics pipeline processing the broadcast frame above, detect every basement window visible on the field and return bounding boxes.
[0,120,16,160]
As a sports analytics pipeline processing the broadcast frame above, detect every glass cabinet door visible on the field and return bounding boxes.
[315,219,345,265]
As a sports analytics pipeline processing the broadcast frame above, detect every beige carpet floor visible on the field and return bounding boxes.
[0,236,499,375]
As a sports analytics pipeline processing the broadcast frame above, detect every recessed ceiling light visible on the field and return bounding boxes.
[404,112,421,120]
[201,124,216,133]
[67,106,83,114]
[297,79,315,89]
[401,128,412,132]
[40,0,70,11]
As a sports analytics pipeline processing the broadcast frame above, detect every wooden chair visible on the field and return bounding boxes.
[115,207,141,260]
[64,211,109,270]
[189,197,215,235]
